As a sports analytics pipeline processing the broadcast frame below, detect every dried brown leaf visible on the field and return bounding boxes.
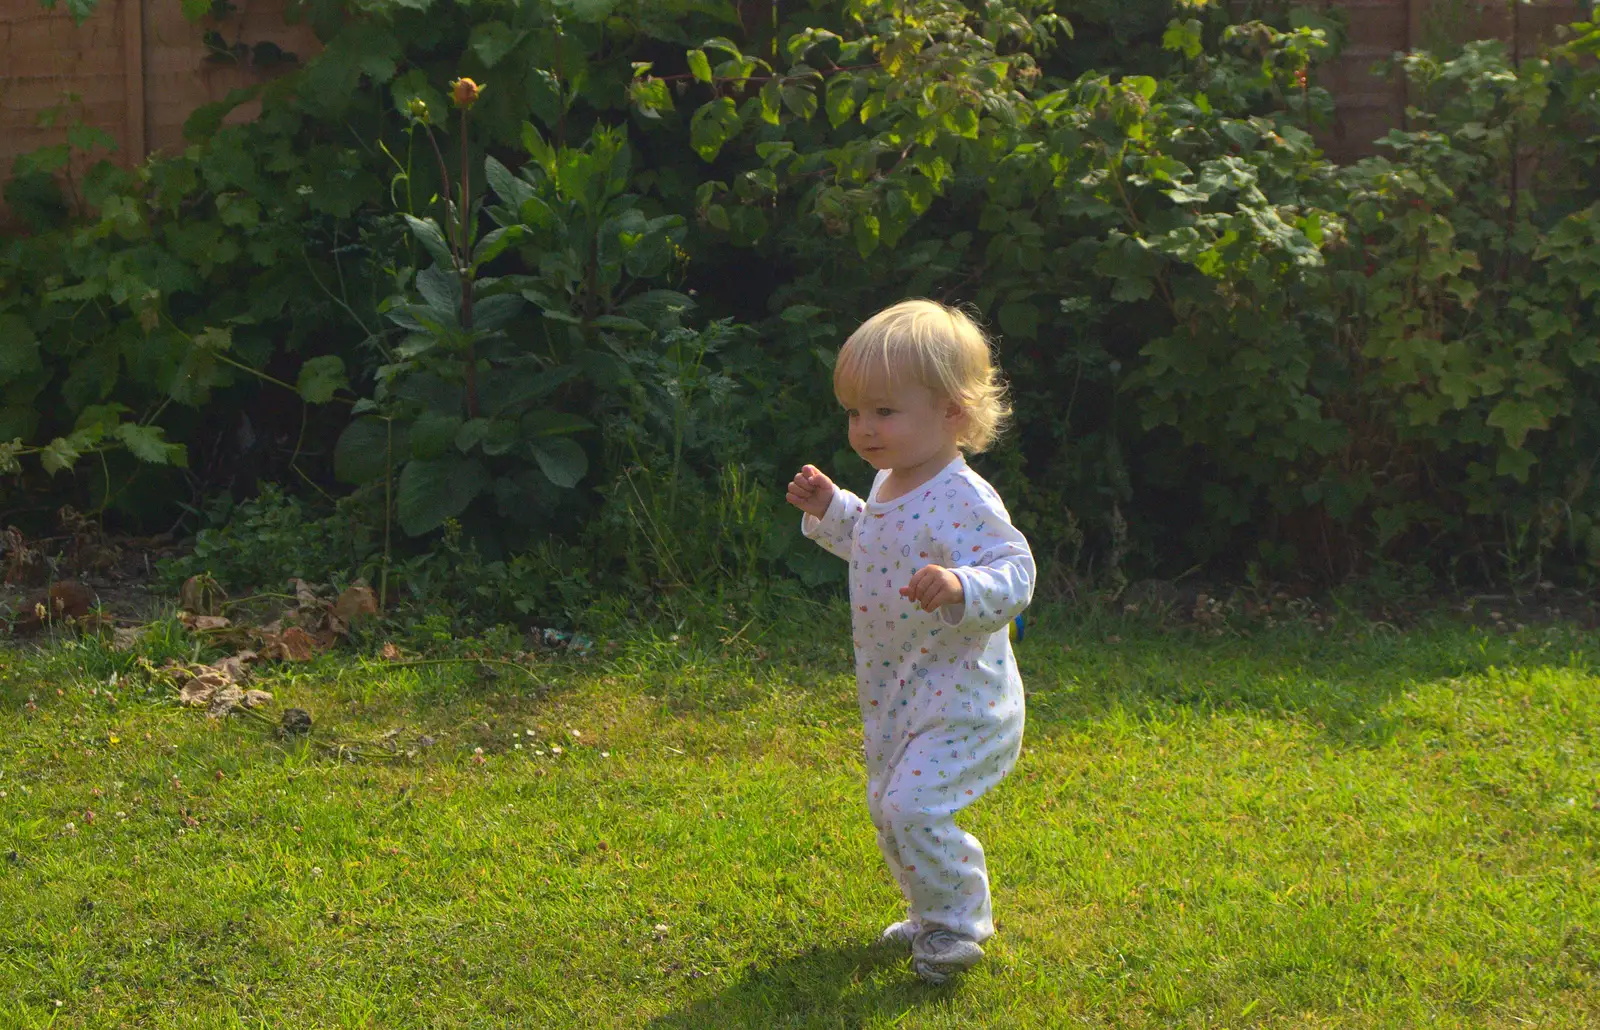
[262,625,318,661]
[207,684,245,717]
[112,626,144,652]
[209,652,255,682]
[179,574,227,616]
[178,613,232,632]
[242,688,273,709]
[179,670,232,707]
[334,584,378,629]
[290,578,324,609]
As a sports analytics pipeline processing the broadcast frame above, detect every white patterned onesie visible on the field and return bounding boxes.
[803,455,1034,942]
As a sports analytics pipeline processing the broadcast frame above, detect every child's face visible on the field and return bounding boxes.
[838,378,964,474]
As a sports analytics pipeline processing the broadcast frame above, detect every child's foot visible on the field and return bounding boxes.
[911,928,984,985]
[878,918,921,948]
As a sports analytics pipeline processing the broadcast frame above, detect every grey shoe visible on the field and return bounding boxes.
[878,918,921,948]
[911,928,985,985]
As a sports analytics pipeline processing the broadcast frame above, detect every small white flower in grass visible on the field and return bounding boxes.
[534,750,545,756]
[551,745,564,755]
[526,729,535,737]
[514,743,523,750]
[312,866,324,877]
[601,752,610,759]
[570,729,581,739]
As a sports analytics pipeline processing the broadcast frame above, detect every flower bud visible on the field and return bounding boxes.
[407,97,431,123]
[451,77,481,110]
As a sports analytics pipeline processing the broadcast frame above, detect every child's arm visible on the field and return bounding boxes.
[902,493,1034,634]
[789,464,864,561]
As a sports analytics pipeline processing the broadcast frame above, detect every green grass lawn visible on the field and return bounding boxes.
[2,606,1597,1028]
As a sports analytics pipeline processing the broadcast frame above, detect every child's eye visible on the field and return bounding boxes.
[845,409,860,418]
[875,408,894,417]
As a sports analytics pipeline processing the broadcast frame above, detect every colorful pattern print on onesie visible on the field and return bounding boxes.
[802,455,1035,944]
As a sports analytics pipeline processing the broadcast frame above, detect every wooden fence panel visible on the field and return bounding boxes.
[0,0,318,225]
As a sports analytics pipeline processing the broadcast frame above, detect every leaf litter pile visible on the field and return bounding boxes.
[130,574,382,744]
[6,515,597,761]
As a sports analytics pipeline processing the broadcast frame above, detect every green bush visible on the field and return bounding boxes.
[6,0,1600,607]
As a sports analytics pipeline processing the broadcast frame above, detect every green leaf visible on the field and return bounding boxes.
[1486,399,1548,451]
[532,437,587,488]
[689,97,740,162]
[114,423,187,466]
[554,0,621,22]
[471,293,524,332]
[780,84,817,121]
[0,316,41,382]
[853,213,880,258]
[1124,75,1158,102]
[40,437,83,476]
[455,418,490,453]
[410,412,465,460]
[688,49,713,84]
[469,22,525,68]
[295,355,348,404]
[1162,18,1203,59]
[480,419,519,456]
[397,457,489,536]
[825,75,857,128]
[334,417,402,485]
[473,225,525,266]
[780,304,824,324]
[405,215,456,271]
[942,105,979,139]
[998,301,1039,340]
[521,411,594,437]
[758,81,783,125]
[589,315,650,333]
[415,265,462,317]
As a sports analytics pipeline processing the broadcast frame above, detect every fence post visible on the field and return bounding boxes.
[122,0,146,164]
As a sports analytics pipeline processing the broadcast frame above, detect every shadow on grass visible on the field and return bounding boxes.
[1017,610,1600,747]
[646,942,948,1029]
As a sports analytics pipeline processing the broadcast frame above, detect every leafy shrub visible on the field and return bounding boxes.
[8,0,1600,604]
[158,484,379,594]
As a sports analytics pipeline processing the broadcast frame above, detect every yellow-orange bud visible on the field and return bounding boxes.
[450,77,481,110]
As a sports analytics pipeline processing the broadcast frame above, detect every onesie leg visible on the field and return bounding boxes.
[867,767,921,942]
[876,727,1020,943]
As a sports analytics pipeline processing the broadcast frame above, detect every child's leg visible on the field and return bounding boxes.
[876,727,1020,943]
[867,768,921,942]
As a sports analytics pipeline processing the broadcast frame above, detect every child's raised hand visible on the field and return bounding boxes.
[901,564,964,613]
[786,464,836,519]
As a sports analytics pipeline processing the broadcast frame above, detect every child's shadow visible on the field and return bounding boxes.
[646,942,944,1029]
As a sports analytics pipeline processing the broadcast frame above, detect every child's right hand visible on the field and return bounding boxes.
[786,464,836,519]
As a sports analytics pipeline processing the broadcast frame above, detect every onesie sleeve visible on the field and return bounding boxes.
[937,484,1035,634]
[801,486,866,561]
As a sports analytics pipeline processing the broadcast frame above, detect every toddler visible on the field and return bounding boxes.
[786,298,1035,984]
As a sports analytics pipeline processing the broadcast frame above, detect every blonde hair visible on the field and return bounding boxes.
[833,299,1011,453]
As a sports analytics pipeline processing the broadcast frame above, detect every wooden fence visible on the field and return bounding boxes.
[0,0,1589,226]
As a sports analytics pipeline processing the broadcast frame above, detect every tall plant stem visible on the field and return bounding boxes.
[458,109,479,419]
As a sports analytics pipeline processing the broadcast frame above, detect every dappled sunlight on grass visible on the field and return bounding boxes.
[1,609,1596,1027]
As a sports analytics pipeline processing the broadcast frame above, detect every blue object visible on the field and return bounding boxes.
[1008,615,1025,643]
